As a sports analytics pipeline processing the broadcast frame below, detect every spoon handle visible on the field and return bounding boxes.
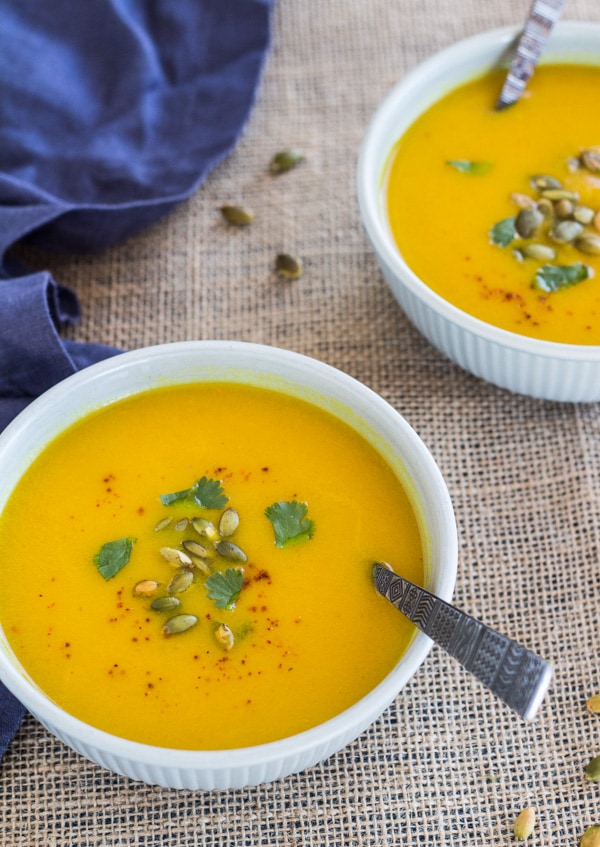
[373,562,553,721]
[495,0,567,110]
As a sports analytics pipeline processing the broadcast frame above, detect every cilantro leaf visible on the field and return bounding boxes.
[532,263,590,293]
[94,537,136,580]
[159,488,192,506]
[160,476,228,509]
[489,217,516,247]
[446,159,492,175]
[264,500,315,548]
[205,568,245,610]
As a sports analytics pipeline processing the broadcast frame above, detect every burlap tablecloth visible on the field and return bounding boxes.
[3,0,600,843]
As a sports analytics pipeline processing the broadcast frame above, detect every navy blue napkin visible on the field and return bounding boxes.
[0,0,273,757]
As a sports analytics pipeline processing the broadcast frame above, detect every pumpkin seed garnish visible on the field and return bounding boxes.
[275,253,304,279]
[167,568,194,595]
[220,205,255,226]
[160,546,193,567]
[541,188,579,202]
[154,517,172,532]
[269,147,304,174]
[510,192,536,210]
[151,595,181,612]
[554,198,574,219]
[191,517,219,540]
[581,149,600,173]
[163,614,198,636]
[531,174,562,190]
[522,243,556,262]
[574,205,595,225]
[550,220,584,243]
[215,540,247,563]
[133,579,160,597]
[174,518,189,532]
[515,208,543,239]
[536,197,554,219]
[214,623,235,651]
[182,539,210,558]
[575,233,600,256]
[219,507,239,537]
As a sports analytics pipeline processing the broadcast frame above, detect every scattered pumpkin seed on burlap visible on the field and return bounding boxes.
[275,253,304,279]
[513,807,536,840]
[585,755,600,781]
[581,825,600,847]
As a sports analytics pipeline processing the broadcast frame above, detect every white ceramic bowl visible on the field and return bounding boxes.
[0,341,457,790]
[357,22,600,402]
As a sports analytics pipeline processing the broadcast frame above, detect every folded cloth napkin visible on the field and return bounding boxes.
[0,0,273,758]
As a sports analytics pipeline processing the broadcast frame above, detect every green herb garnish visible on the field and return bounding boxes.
[532,262,590,293]
[264,500,315,548]
[489,217,516,247]
[447,159,493,175]
[94,537,136,580]
[160,476,228,509]
[205,568,245,610]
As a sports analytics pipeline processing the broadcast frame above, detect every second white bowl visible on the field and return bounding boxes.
[357,23,600,402]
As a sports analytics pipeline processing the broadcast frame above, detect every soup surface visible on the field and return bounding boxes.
[0,383,423,749]
[386,64,600,344]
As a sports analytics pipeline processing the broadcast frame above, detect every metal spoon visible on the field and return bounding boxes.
[495,0,567,110]
[373,562,553,720]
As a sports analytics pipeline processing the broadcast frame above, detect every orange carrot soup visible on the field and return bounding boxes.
[0,383,424,749]
[385,64,600,344]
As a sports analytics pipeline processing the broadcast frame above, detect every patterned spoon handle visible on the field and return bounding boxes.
[495,0,567,110]
[373,562,553,721]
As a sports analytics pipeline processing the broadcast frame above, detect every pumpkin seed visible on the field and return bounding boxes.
[154,517,172,532]
[554,198,574,219]
[581,825,600,847]
[174,518,189,532]
[522,243,556,262]
[163,614,198,636]
[586,755,600,781]
[182,539,210,558]
[514,807,536,840]
[549,220,584,243]
[275,253,303,279]
[160,546,193,567]
[220,205,255,226]
[515,208,543,239]
[151,595,181,612]
[219,507,239,537]
[269,147,304,174]
[215,623,235,650]
[575,233,600,256]
[541,188,579,202]
[536,198,554,219]
[573,205,595,225]
[581,149,600,173]
[531,174,562,191]
[215,540,247,563]
[510,192,536,210]
[191,518,219,540]
[586,694,600,714]
[594,210,600,233]
[167,568,194,594]
[133,579,160,597]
